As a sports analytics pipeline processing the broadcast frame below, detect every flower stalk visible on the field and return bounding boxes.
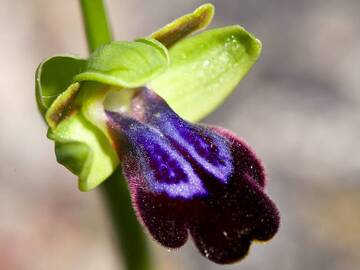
[79,1,152,269]
[80,0,113,52]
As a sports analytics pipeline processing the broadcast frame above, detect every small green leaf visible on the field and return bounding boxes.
[35,55,86,115]
[74,39,169,88]
[149,25,262,122]
[151,3,214,48]
[48,112,119,191]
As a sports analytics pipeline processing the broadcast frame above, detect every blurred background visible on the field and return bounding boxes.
[1,0,359,269]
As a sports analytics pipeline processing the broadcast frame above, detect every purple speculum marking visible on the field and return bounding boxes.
[106,111,207,198]
[106,87,280,264]
[133,89,234,184]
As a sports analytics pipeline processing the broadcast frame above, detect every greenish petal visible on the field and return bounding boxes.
[151,3,214,48]
[74,39,169,88]
[48,112,119,191]
[149,25,262,122]
[35,55,86,116]
[45,82,80,129]
[78,82,114,139]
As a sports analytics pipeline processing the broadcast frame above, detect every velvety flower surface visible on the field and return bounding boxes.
[106,87,279,264]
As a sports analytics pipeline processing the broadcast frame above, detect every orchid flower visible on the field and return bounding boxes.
[36,4,279,264]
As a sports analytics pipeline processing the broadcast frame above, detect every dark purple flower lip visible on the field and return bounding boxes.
[106,87,280,264]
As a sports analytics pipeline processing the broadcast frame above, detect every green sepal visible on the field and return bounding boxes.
[74,39,169,88]
[135,38,170,62]
[150,25,262,122]
[48,112,119,191]
[151,3,214,48]
[35,55,86,116]
[55,141,89,176]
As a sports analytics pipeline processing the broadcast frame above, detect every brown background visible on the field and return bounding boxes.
[1,0,359,269]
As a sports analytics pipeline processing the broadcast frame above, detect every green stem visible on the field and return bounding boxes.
[79,1,152,270]
[102,169,152,270]
[80,0,113,52]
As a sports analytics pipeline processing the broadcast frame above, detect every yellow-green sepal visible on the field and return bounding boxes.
[150,25,262,122]
[48,112,119,191]
[35,55,86,116]
[74,38,169,88]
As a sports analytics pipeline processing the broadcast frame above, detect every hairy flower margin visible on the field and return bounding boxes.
[36,4,280,264]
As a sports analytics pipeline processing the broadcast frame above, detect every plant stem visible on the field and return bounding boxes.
[80,0,113,52]
[79,1,152,270]
[102,169,152,270]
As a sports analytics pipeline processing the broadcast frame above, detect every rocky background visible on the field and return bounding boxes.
[0,0,359,269]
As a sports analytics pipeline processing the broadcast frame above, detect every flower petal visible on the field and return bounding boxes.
[211,126,267,189]
[187,131,279,263]
[188,176,279,264]
[135,189,188,248]
[151,3,214,48]
[106,88,279,264]
[45,82,80,129]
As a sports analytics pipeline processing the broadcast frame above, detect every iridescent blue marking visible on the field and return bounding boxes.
[135,88,234,184]
[106,111,207,199]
